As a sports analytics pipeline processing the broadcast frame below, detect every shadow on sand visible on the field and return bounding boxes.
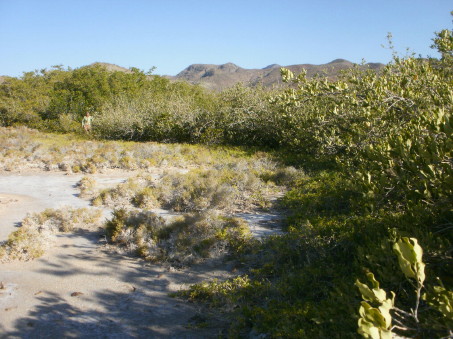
[2,231,227,339]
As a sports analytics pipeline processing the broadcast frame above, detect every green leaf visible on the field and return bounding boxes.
[393,239,417,280]
[393,237,425,284]
[378,297,394,328]
[358,302,393,338]
[356,279,378,303]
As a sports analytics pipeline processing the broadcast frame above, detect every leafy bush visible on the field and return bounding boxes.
[93,79,218,142]
[356,237,453,338]
[176,28,453,338]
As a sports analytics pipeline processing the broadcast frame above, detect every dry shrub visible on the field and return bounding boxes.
[0,207,103,262]
[160,212,252,266]
[155,169,235,212]
[154,165,278,212]
[131,187,159,208]
[93,163,285,213]
[104,209,252,266]
[1,222,49,261]
[105,209,166,259]
[77,176,97,198]
[92,175,154,207]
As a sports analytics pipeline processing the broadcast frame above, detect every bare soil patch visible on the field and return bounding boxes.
[0,169,282,337]
[1,230,232,338]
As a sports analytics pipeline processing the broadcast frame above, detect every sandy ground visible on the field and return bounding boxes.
[0,170,282,338]
[0,171,135,241]
[0,231,231,338]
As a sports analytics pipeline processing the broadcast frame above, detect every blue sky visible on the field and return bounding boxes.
[0,0,451,77]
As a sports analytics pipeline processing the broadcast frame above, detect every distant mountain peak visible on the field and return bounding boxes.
[328,59,351,64]
[263,64,281,69]
[219,63,241,72]
[88,62,132,73]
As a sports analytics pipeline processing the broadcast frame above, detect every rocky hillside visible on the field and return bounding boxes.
[169,59,385,91]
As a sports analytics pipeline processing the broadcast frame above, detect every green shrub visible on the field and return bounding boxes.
[176,30,453,334]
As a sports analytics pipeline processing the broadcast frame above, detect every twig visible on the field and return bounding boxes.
[414,284,422,323]
[392,307,413,319]
[391,324,417,332]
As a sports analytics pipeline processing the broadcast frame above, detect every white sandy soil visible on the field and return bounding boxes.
[0,170,282,337]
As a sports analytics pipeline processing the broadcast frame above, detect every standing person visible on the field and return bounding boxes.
[82,112,93,133]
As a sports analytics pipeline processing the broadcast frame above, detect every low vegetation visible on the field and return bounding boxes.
[0,125,283,173]
[92,164,287,213]
[105,209,252,266]
[0,207,102,262]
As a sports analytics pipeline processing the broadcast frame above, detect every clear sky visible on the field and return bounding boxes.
[0,0,451,77]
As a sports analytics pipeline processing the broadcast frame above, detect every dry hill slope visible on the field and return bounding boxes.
[169,59,385,90]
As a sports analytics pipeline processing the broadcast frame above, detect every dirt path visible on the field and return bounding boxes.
[1,230,230,338]
[0,172,230,338]
[0,170,282,337]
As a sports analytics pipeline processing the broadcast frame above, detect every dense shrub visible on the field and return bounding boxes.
[176,29,453,338]
[93,81,218,142]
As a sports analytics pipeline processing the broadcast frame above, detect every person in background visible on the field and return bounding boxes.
[82,112,93,133]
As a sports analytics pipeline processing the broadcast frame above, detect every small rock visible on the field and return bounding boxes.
[4,306,18,311]
[70,292,84,297]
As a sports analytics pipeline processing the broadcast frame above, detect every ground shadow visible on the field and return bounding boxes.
[2,230,229,338]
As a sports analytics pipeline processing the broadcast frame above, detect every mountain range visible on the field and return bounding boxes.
[0,59,385,90]
[167,59,384,91]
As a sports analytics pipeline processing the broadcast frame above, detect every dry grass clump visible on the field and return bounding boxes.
[76,176,97,198]
[0,221,48,261]
[20,207,103,233]
[154,165,281,212]
[93,165,284,213]
[156,168,265,212]
[105,209,252,266]
[92,174,155,207]
[0,207,103,262]
[154,169,236,212]
[105,209,166,258]
[161,212,252,266]
[131,187,159,209]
